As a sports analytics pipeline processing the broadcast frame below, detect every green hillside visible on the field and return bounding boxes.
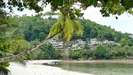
[12,16,133,60]
[15,16,133,47]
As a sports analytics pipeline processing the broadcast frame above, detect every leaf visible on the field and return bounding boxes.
[121,0,133,9]
[43,12,61,16]
[82,0,93,7]
[0,65,10,75]
[63,18,74,41]
[72,20,84,36]
[112,0,119,4]
[47,20,62,38]
[13,58,26,66]
[92,0,98,7]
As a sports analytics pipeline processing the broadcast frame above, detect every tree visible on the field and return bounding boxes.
[120,38,128,47]
[0,0,84,62]
[40,43,55,59]
[94,45,108,59]
[44,6,84,58]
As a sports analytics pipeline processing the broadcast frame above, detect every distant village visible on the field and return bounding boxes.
[48,38,119,50]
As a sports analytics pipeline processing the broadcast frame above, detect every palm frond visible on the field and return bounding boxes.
[46,11,84,41]
[12,58,26,66]
[0,65,10,75]
[43,12,62,16]
[64,18,74,41]
[47,20,62,38]
[72,20,84,36]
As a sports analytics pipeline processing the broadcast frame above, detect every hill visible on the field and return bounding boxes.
[14,16,133,47]
[12,16,133,60]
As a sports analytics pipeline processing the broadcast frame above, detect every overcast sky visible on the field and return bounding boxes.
[12,5,133,34]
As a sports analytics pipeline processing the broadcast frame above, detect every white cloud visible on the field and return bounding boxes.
[82,7,133,34]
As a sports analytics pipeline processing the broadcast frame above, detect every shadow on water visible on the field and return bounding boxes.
[45,61,133,75]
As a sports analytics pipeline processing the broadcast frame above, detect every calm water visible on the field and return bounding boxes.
[49,61,133,75]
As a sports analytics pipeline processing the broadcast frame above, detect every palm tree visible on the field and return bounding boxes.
[0,23,62,63]
[0,1,84,62]
[44,11,84,59]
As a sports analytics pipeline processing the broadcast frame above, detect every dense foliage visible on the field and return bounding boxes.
[13,16,133,60]
[2,0,133,17]
[70,44,133,59]
[0,11,30,74]
[15,16,133,47]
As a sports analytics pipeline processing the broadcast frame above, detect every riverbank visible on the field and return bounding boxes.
[7,60,92,75]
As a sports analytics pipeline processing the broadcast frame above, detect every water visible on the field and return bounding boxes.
[49,61,133,75]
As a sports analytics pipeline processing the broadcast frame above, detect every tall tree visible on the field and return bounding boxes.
[44,12,83,58]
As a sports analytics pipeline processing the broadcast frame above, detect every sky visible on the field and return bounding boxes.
[12,5,133,34]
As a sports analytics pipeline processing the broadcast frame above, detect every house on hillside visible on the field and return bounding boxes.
[90,38,97,44]
[49,38,119,50]
[76,39,85,49]
[103,40,118,44]
[129,34,133,38]
[49,38,57,46]
[55,42,63,50]
[71,44,82,50]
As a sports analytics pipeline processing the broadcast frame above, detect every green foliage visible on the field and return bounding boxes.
[69,44,133,60]
[15,16,133,47]
[0,13,31,74]
[26,42,60,60]
[13,16,133,60]
[70,50,81,59]
[70,49,94,59]
[0,65,10,75]
[76,19,133,47]
[0,16,30,59]
[93,45,109,59]
[1,0,133,18]
[84,42,90,49]
[79,0,133,17]
[40,43,56,59]
[14,16,56,41]
[44,11,83,41]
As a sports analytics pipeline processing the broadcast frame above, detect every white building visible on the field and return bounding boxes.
[129,34,133,38]
[90,38,97,44]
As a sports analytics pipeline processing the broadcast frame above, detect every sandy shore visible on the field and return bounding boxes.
[7,60,92,75]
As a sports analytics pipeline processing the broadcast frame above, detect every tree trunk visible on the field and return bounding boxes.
[62,37,69,59]
[0,29,63,63]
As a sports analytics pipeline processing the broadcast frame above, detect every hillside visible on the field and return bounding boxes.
[14,16,133,47]
[12,16,133,60]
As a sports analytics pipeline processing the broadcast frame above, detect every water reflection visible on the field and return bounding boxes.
[48,61,133,75]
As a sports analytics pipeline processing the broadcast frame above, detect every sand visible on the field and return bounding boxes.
[7,60,92,75]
